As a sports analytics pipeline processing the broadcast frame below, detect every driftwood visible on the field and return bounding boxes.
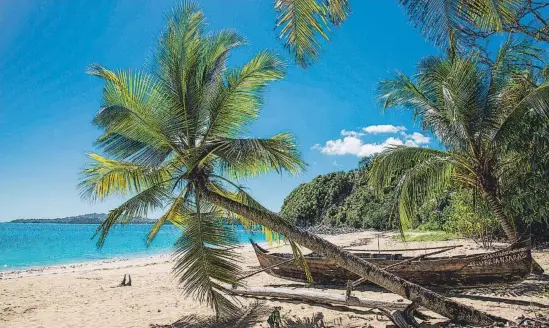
[117,274,132,287]
[225,286,435,328]
[225,286,409,310]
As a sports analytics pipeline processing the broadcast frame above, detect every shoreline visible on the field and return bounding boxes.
[0,252,173,279]
[2,231,548,328]
[0,243,261,280]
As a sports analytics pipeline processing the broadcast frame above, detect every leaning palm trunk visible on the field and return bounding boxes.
[202,188,499,326]
[483,189,518,243]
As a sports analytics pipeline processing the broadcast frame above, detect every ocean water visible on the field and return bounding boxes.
[0,223,267,271]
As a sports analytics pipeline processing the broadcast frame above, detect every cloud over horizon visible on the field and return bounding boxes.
[313,125,431,157]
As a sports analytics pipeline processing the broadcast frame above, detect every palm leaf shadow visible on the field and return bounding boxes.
[150,301,270,328]
[283,312,345,328]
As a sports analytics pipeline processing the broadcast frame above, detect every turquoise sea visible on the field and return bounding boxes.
[0,223,267,271]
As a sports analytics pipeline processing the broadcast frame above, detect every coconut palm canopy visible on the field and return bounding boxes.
[79,3,306,315]
[369,38,549,242]
[274,0,523,67]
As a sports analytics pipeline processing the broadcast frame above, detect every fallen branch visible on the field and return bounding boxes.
[224,286,408,310]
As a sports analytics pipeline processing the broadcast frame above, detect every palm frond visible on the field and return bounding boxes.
[154,1,206,146]
[369,146,454,229]
[94,185,170,247]
[399,0,462,48]
[88,64,179,164]
[369,146,451,193]
[289,240,313,282]
[462,0,520,32]
[275,0,350,68]
[399,0,519,48]
[397,154,455,230]
[147,187,191,245]
[159,301,270,328]
[172,197,242,317]
[324,0,350,26]
[213,133,305,179]
[205,51,285,140]
[494,82,549,145]
[79,153,173,201]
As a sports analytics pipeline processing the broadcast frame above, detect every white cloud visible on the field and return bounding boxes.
[314,128,431,157]
[363,125,407,134]
[317,135,406,157]
[408,132,430,144]
[341,129,364,137]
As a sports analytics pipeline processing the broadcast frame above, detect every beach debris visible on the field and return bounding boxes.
[266,306,281,328]
[224,286,409,311]
[117,274,132,287]
[119,274,127,286]
[149,301,270,328]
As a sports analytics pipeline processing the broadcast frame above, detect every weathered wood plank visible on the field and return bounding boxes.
[225,286,409,310]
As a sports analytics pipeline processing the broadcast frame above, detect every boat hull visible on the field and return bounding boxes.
[251,242,542,287]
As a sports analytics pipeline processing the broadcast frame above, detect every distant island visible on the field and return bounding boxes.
[10,213,157,224]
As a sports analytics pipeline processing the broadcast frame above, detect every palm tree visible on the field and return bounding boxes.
[370,39,549,242]
[80,2,497,324]
[273,0,519,67]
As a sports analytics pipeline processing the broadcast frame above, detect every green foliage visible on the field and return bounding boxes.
[441,191,499,246]
[280,164,397,230]
[395,231,458,242]
[80,2,305,318]
[371,40,549,242]
[416,189,501,246]
[274,0,350,68]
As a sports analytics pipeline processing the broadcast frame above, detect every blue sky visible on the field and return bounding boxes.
[0,0,440,221]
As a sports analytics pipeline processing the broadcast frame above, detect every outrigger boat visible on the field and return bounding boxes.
[250,240,544,287]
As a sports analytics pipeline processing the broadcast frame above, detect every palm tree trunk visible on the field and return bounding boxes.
[202,188,500,326]
[483,189,518,243]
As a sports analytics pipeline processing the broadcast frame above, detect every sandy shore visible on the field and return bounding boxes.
[2,231,548,327]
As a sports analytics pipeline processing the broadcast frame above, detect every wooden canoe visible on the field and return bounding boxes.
[251,240,543,287]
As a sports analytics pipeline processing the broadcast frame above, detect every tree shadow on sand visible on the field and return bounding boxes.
[149,301,271,328]
[283,312,341,327]
[444,274,549,308]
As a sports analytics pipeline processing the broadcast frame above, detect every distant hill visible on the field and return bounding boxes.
[280,166,398,230]
[10,213,157,224]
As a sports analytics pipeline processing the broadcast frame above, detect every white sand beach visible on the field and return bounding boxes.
[2,231,548,328]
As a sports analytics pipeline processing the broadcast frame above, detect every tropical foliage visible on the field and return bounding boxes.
[80,2,305,316]
[79,2,515,323]
[273,0,549,67]
[280,163,397,230]
[401,0,549,50]
[274,0,350,68]
[369,38,549,242]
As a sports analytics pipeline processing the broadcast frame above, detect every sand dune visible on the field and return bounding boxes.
[1,231,548,328]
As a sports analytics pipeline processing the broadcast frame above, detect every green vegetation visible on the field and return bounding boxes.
[80,2,305,317]
[280,162,397,230]
[79,3,498,322]
[369,39,549,242]
[272,1,549,68]
[393,231,459,242]
[10,213,155,224]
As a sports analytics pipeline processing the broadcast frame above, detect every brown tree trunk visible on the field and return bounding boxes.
[202,188,500,326]
[483,189,518,243]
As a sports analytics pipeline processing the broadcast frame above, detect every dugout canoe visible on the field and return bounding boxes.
[251,240,543,287]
